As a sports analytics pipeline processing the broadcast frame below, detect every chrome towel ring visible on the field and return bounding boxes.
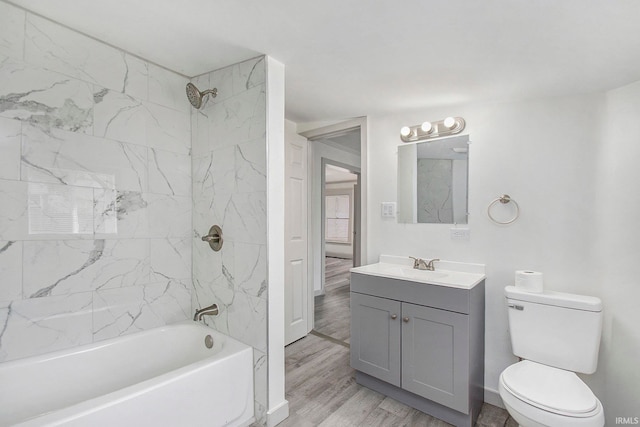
[488,194,520,225]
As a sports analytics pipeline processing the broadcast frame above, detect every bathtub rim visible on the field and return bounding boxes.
[0,321,249,369]
[1,321,255,427]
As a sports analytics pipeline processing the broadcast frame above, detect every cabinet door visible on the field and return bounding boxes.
[401,302,469,412]
[350,292,401,386]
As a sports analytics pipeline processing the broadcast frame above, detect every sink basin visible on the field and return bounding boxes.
[350,259,485,289]
[379,265,448,280]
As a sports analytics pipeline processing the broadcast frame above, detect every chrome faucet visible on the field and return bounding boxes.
[410,256,429,270]
[409,257,439,271]
[193,303,219,321]
[426,258,440,271]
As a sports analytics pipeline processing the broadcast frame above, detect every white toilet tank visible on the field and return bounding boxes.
[505,286,603,374]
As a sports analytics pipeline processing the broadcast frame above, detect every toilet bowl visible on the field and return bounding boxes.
[498,361,604,427]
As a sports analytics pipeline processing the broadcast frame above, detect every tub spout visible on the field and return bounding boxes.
[194,303,219,321]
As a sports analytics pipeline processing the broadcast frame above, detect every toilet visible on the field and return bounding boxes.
[499,286,605,427]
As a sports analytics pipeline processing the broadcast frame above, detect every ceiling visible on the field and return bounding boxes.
[8,0,640,123]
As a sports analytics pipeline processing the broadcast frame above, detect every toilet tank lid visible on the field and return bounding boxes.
[505,286,602,312]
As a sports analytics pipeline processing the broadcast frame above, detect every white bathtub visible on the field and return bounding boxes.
[0,322,254,427]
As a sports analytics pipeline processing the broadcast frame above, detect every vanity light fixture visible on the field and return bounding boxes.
[420,121,433,133]
[400,126,412,137]
[443,116,457,129]
[400,116,465,142]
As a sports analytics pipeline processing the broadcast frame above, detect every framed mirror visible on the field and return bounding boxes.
[397,134,469,224]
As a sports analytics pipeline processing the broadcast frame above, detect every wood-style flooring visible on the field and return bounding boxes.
[278,257,517,427]
[313,257,353,343]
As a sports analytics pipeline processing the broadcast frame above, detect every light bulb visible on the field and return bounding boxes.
[443,117,456,129]
[420,122,433,133]
[400,126,412,137]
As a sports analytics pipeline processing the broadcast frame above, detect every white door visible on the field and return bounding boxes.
[285,134,309,345]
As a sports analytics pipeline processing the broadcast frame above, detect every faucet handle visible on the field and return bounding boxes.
[426,258,440,270]
[409,256,420,268]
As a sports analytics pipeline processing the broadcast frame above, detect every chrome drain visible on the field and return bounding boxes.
[204,334,214,349]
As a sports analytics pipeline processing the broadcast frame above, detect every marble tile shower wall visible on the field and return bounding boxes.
[0,3,192,361]
[190,56,267,423]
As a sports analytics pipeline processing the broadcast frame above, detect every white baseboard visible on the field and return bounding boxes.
[267,400,290,427]
[484,386,505,409]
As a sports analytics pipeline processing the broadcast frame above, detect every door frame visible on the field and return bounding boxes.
[300,117,367,331]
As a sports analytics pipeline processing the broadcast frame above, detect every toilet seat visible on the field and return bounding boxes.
[501,361,599,417]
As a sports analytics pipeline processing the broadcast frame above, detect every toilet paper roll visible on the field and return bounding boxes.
[515,270,544,293]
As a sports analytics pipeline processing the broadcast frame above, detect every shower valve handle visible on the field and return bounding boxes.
[201,225,223,252]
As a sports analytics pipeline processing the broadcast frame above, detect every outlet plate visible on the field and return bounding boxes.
[450,228,470,240]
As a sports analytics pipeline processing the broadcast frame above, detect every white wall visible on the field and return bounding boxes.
[595,80,640,425]
[367,93,604,404]
[265,57,288,427]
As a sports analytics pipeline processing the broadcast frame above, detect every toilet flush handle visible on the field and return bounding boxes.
[508,303,524,311]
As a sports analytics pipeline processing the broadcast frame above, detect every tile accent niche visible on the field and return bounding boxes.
[190,56,269,425]
[0,2,192,361]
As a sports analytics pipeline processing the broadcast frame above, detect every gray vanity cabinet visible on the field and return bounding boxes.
[401,302,469,412]
[350,293,401,386]
[350,272,485,427]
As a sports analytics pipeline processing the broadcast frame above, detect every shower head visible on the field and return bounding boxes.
[186,83,218,109]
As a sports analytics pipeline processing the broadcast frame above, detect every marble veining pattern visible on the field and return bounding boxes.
[94,190,148,237]
[0,116,21,180]
[0,58,94,134]
[150,237,191,282]
[191,56,268,422]
[253,349,268,425]
[417,158,454,223]
[236,137,267,193]
[1,292,94,362]
[92,88,146,144]
[93,279,190,341]
[0,2,192,363]
[0,241,22,302]
[1,9,270,423]
[21,124,148,192]
[0,3,25,61]
[25,14,129,93]
[149,148,191,196]
[148,63,190,113]
[0,179,28,242]
[22,239,150,298]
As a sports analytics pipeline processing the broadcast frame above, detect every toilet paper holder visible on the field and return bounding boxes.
[488,194,520,225]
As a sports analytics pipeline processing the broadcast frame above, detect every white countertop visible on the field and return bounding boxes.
[350,255,486,289]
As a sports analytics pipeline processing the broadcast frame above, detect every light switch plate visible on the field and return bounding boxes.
[450,227,470,240]
[381,202,396,218]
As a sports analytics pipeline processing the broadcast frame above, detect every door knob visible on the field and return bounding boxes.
[391,314,397,320]
[403,317,410,323]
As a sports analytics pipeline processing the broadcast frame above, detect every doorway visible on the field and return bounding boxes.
[315,162,360,342]
[302,120,365,345]
[284,117,366,344]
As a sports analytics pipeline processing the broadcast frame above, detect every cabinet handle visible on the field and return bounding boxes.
[390,314,397,320]
[403,317,410,323]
